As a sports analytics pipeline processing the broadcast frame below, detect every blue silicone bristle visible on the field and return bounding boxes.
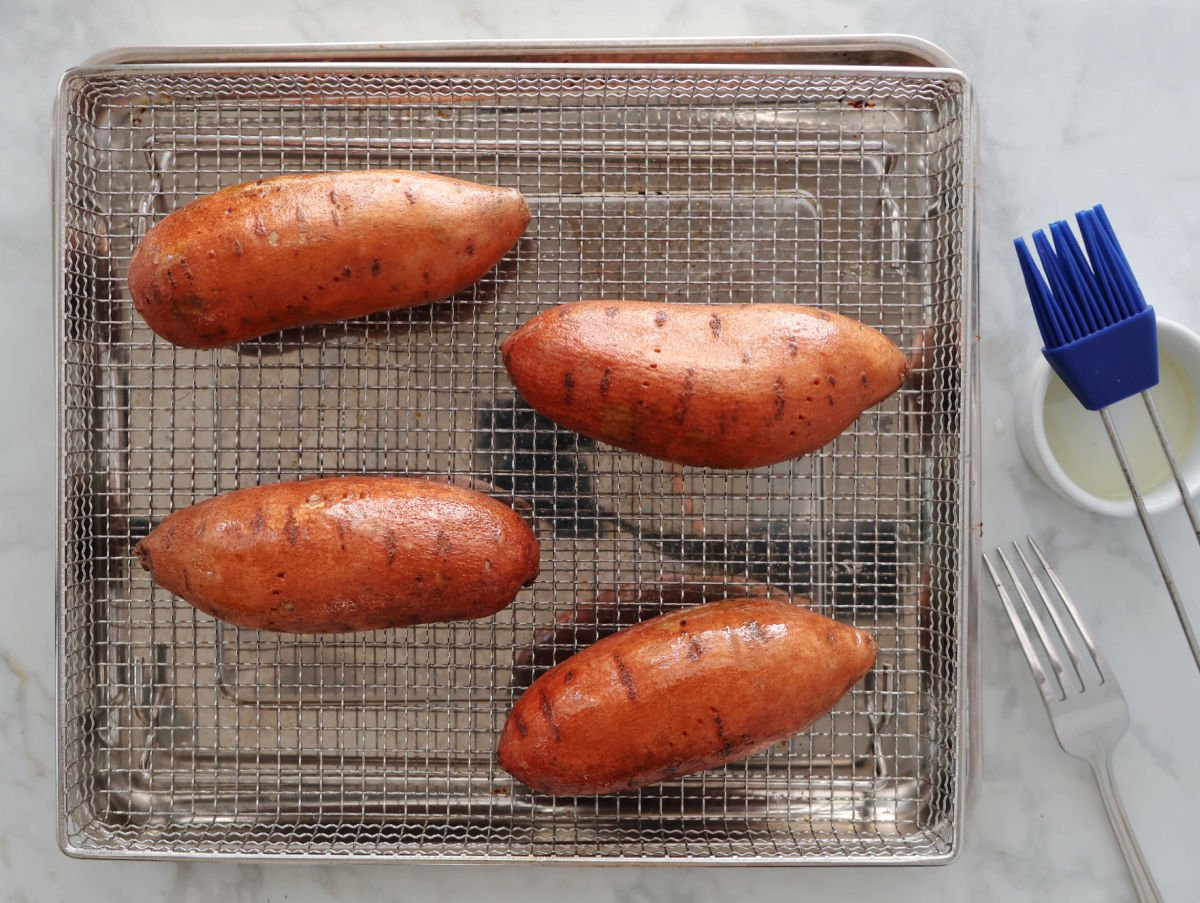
[1078,205,1148,320]
[1013,204,1158,410]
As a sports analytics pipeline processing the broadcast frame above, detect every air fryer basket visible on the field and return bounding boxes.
[55,36,979,862]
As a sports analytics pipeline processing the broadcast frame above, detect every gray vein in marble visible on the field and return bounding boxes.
[1,649,52,786]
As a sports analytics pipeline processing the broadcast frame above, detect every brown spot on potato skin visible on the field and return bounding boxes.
[231,239,243,257]
[712,710,734,755]
[687,636,704,661]
[371,258,381,276]
[341,265,352,279]
[253,214,267,237]
[513,713,529,738]
[599,367,613,399]
[827,375,837,386]
[539,690,561,741]
[613,653,638,700]
[787,335,799,357]
[671,368,695,425]
[709,313,722,339]
[404,187,416,205]
[251,509,266,534]
[284,512,300,545]
[384,529,399,566]
[563,371,575,405]
[774,377,786,421]
[654,310,668,327]
[605,306,619,319]
[465,241,475,256]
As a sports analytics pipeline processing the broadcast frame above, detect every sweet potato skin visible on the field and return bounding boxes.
[501,301,909,468]
[135,476,540,633]
[497,598,877,795]
[128,171,529,348]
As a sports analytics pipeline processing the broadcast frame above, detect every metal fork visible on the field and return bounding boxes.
[984,538,1162,903]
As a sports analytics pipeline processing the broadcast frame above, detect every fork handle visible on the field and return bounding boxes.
[1088,752,1163,903]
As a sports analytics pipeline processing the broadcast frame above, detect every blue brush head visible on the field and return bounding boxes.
[1013,204,1158,410]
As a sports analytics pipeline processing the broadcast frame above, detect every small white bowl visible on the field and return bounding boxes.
[1015,317,1200,517]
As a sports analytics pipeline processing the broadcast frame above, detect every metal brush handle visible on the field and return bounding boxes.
[1141,390,1200,544]
[1099,407,1200,672]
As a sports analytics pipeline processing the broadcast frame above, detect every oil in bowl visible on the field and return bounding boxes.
[1043,351,1198,501]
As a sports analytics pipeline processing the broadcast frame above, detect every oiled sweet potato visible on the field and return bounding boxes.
[510,575,779,690]
[135,476,539,633]
[128,171,529,348]
[501,300,909,468]
[498,598,876,795]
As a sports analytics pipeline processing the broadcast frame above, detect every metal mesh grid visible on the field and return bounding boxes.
[57,64,970,861]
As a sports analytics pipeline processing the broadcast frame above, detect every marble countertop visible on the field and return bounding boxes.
[5,0,1200,899]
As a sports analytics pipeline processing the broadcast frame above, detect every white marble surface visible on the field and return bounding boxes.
[5,0,1200,899]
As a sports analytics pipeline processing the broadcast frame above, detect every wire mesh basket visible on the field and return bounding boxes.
[54,36,979,863]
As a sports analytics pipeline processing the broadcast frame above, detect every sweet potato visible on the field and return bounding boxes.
[510,575,779,690]
[498,597,876,795]
[501,300,909,468]
[128,171,529,348]
[135,476,539,633]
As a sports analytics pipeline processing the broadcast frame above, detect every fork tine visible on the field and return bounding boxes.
[1028,536,1113,684]
[1013,541,1089,693]
[983,552,1059,703]
[995,546,1072,699]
